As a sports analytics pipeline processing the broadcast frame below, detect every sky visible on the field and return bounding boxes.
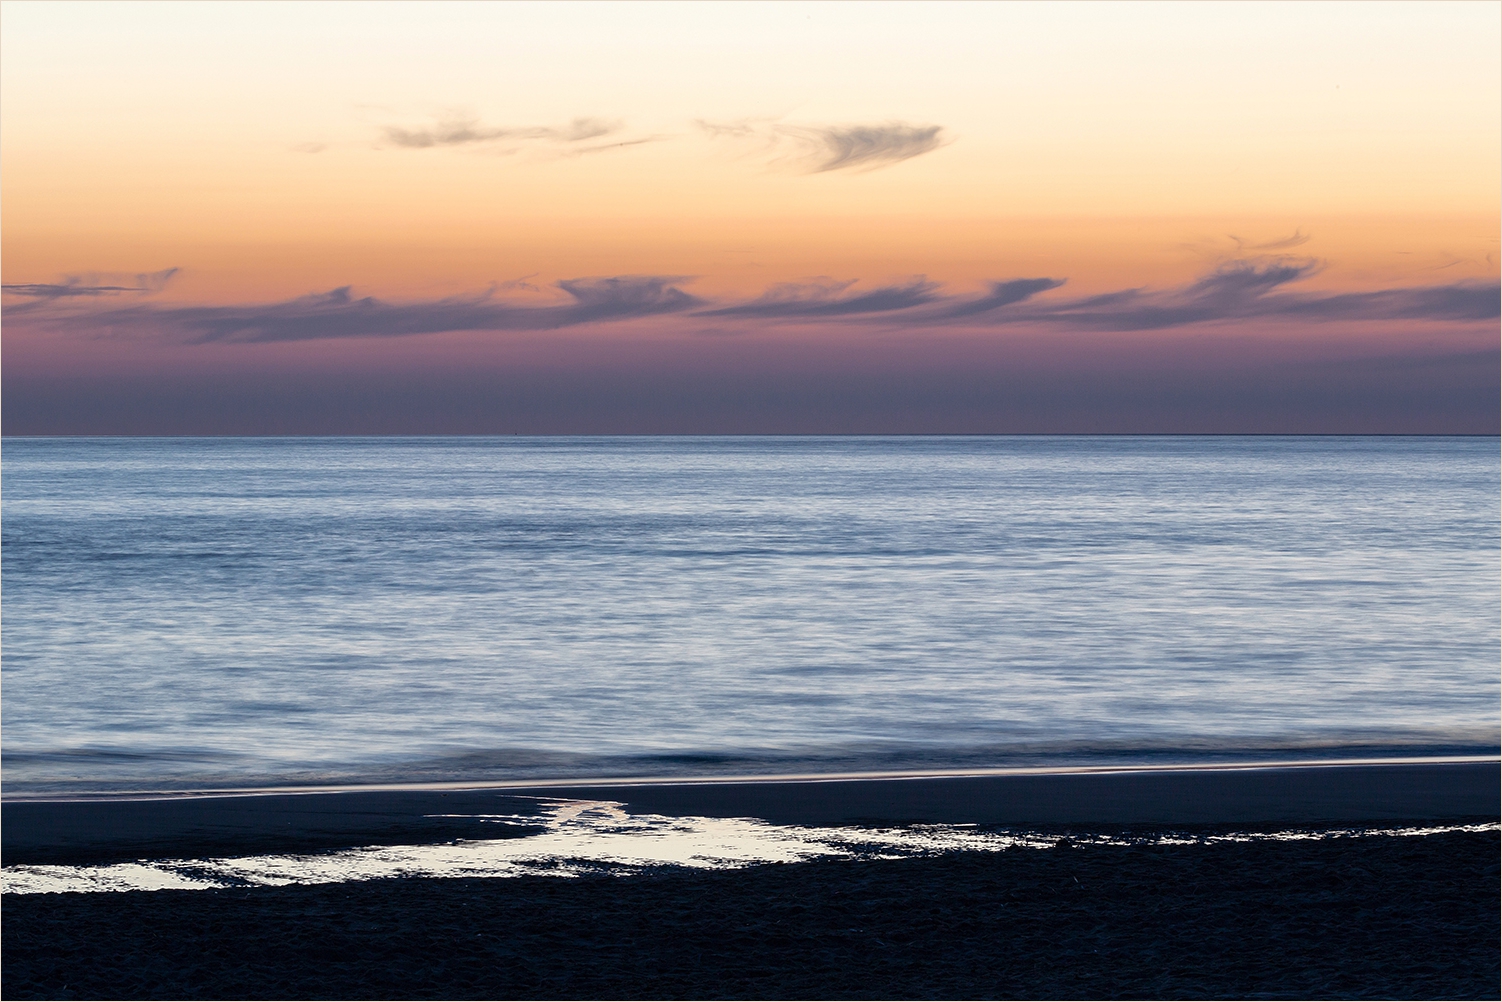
[2,0,1498,434]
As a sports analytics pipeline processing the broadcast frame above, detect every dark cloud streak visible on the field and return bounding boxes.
[697,278,942,318]
[931,278,1067,318]
[9,260,1495,343]
[74,277,702,344]
[2,268,179,301]
[1002,258,1499,330]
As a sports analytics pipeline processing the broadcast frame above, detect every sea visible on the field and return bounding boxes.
[3,435,1498,796]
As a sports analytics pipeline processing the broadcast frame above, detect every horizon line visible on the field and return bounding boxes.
[4,432,1500,440]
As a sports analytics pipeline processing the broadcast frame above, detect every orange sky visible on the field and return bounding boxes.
[2,1,1497,433]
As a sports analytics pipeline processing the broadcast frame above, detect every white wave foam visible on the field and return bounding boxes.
[3,799,1494,896]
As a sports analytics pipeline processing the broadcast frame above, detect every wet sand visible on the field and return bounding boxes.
[5,827,1497,999]
[5,759,1497,866]
[3,760,1498,999]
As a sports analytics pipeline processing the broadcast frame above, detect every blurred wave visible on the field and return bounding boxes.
[3,436,1498,793]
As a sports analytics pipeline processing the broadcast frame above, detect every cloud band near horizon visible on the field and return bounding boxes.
[4,259,1496,344]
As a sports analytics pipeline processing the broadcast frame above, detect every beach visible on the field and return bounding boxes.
[4,761,1497,999]
[4,440,1498,998]
[3,0,1499,994]
[4,759,1498,865]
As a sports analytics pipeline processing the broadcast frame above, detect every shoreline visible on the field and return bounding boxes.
[5,753,1497,803]
[6,758,1498,998]
[5,758,1497,867]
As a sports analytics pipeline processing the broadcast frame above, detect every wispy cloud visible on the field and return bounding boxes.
[555,135,665,158]
[382,115,621,149]
[697,278,942,317]
[698,119,948,173]
[790,123,946,173]
[1241,282,1500,323]
[11,260,1494,344]
[1229,229,1311,252]
[695,119,765,140]
[2,268,179,301]
[57,276,702,344]
[930,278,1067,319]
[693,258,1495,330]
[2,268,180,316]
[995,257,1499,330]
[551,277,702,325]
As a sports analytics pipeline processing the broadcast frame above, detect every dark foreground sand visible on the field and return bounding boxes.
[4,762,1499,999]
[4,828,1497,1000]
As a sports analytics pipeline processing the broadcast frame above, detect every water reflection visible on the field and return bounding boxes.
[4,798,1494,895]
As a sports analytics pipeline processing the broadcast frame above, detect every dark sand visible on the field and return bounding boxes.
[4,828,1497,999]
[4,761,1499,999]
[5,760,1498,866]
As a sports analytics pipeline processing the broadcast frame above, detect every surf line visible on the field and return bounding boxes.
[6,754,1498,803]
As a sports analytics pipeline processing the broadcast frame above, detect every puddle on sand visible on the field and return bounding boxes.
[2,799,1494,895]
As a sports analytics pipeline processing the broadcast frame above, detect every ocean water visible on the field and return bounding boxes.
[2,436,1497,794]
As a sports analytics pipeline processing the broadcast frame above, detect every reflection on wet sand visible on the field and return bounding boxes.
[5,797,1494,895]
